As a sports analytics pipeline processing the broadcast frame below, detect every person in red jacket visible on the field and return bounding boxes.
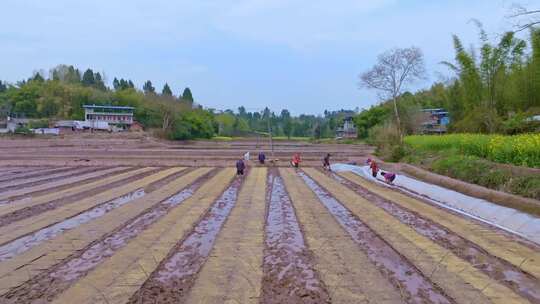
[369,160,379,178]
[291,153,301,168]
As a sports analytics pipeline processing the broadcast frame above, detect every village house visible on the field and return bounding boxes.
[83,105,134,128]
[418,108,450,134]
[335,116,358,139]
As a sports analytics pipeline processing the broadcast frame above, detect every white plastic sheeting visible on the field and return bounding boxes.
[331,163,540,245]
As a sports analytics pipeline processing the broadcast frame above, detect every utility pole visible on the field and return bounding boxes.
[267,114,274,158]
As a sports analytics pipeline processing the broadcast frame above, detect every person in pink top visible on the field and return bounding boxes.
[381,171,396,184]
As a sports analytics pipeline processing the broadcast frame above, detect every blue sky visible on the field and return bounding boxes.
[0,0,529,114]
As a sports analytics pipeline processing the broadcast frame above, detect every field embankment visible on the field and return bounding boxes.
[393,134,540,201]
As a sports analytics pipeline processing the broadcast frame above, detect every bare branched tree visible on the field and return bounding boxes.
[359,47,426,142]
[509,4,540,32]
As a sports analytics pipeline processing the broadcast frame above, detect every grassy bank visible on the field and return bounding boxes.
[404,133,540,168]
[373,134,540,200]
[401,148,540,200]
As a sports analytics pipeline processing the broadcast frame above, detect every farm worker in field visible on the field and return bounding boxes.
[381,171,396,184]
[236,158,246,176]
[291,153,301,168]
[258,152,266,165]
[369,160,379,178]
[323,153,331,171]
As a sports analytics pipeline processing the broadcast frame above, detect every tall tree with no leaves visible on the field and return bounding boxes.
[509,4,540,32]
[359,47,425,142]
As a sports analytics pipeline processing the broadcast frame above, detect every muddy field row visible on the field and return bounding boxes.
[0,165,538,304]
[0,137,372,168]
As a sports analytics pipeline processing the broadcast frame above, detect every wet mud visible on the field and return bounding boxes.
[0,189,145,262]
[0,169,217,304]
[0,166,134,203]
[260,168,331,304]
[0,167,30,178]
[391,180,540,250]
[299,171,453,304]
[330,171,540,303]
[0,166,105,193]
[0,167,157,228]
[0,167,72,183]
[127,175,243,304]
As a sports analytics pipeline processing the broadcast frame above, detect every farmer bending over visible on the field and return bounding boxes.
[323,153,331,171]
[380,171,396,184]
[258,151,266,165]
[291,153,301,168]
[236,158,246,176]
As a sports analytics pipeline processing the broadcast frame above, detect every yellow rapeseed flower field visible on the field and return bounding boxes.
[404,133,540,168]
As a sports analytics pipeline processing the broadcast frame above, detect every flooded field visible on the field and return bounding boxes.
[0,138,538,303]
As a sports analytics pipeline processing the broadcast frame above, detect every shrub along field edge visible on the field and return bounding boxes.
[404,133,540,168]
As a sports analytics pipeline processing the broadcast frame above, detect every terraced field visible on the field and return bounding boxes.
[0,162,538,304]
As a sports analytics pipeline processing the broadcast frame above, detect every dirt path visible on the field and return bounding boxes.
[185,168,267,304]
[261,168,331,304]
[0,189,145,263]
[304,168,528,304]
[0,167,73,183]
[280,168,405,303]
[49,169,235,304]
[299,170,453,304]
[0,167,64,181]
[0,167,155,226]
[0,167,213,298]
[339,171,540,280]
[0,166,127,201]
[127,174,244,303]
[331,170,540,303]
[0,167,150,215]
[0,166,101,191]
[0,167,184,247]
[0,137,537,304]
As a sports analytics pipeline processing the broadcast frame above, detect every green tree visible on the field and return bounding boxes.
[94,72,106,90]
[531,28,540,107]
[182,87,194,102]
[143,80,155,95]
[32,73,45,82]
[162,83,173,96]
[113,78,120,90]
[354,106,391,138]
[81,69,95,87]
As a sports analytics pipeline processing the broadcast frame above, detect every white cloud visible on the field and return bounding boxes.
[212,0,397,50]
[0,0,523,113]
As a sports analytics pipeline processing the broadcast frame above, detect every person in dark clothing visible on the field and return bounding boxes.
[258,152,266,165]
[236,158,246,175]
[323,153,331,171]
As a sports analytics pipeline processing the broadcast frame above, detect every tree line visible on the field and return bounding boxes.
[213,107,356,139]
[356,25,540,142]
[0,64,211,140]
[0,65,355,140]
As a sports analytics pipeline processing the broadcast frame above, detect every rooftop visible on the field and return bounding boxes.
[83,104,134,110]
